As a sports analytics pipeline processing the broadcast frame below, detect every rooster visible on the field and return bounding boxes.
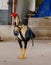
[11,12,35,59]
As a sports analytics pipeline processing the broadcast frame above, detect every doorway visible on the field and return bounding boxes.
[0,0,12,25]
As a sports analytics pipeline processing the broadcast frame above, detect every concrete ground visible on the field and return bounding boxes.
[0,40,51,65]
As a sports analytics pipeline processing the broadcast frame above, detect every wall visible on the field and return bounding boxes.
[0,25,15,41]
[17,0,30,21]
[28,18,51,40]
[29,0,35,11]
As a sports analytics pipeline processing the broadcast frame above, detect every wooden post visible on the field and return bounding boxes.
[12,0,17,25]
[13,0,17,13]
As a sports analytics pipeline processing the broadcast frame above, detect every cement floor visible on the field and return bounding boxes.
[0,40,51,65]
